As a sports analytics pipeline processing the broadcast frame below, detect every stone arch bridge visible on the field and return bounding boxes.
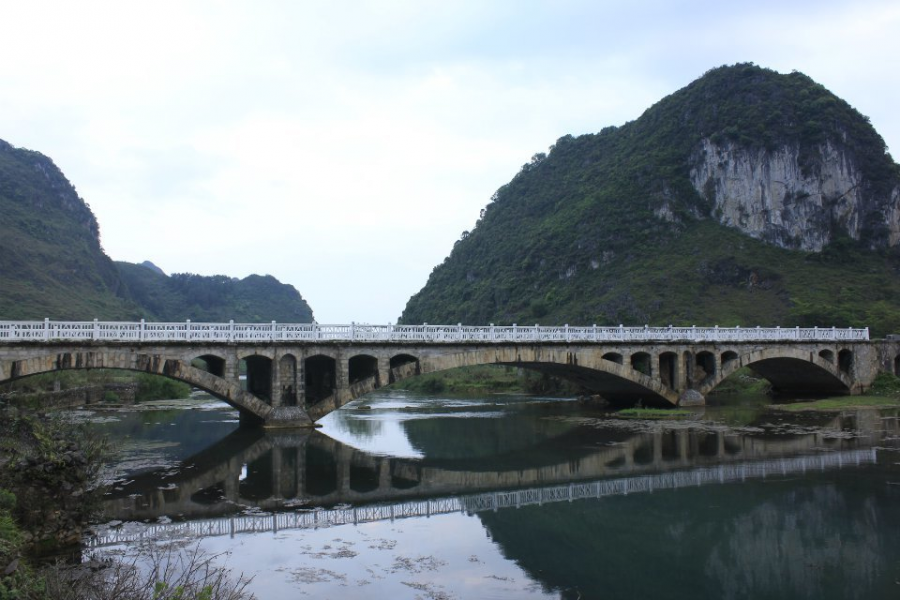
[0,321,895,428]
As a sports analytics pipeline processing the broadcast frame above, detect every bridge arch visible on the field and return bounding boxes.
[0,350,274,424]
[694,351,716,387]
[701,347,853,397]
[389,354,420,384]
[659,352,677,389]
[818,349,835,364]
[191,354,226,377]
[398,348,681,407]
[349,354,379,385]
[838,349,854,376]
[602,352,623,365]
[630,352,652,377]
[721,351,738,369]
[305,354,336,405]
[240,354,273,402]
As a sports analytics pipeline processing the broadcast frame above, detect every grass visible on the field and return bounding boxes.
[775,396,900,412]
[709,367,771,396]
[616,408,695,419]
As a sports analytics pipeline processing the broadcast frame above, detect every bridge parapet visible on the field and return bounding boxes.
[0,320,870,344]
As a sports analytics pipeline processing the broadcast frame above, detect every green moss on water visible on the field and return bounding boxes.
[776,396,900,411]
[617,408,694,419]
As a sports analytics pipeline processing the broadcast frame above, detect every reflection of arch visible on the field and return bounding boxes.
[349,354,379,384]
[350,463,380,493]
[192,354,226,377]
[602,352,623,365]
[702,347,853,397]
[895,354,900,377]
[305,355,336,405]
[305,443,337,496]
[239,451,273,501]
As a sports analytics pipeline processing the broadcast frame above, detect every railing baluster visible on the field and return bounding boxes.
[0,320,871,343]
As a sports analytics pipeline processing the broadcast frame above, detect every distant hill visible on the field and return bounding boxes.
[116,262,313,322]
[400,64,900,336]
[0,139,314,323]
[0,139,136,320]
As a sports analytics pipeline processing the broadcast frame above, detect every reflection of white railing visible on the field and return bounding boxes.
[0,320,871,343]
[88,448,875,547]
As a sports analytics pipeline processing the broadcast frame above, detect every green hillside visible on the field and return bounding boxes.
[400,64,900,336]
[0,140,137,320]
[0,139,314,323]
[117,262,313,322]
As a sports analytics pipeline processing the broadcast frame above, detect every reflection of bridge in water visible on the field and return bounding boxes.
[92,449,876,548]
[93,410,891,547]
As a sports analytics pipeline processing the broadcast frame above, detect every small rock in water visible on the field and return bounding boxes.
[679,390,705,406]
[3,559,19,576]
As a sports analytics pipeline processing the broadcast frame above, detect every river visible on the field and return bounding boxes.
[74,391,900,599]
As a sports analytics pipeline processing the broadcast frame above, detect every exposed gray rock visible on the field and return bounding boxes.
[689,138,900,251]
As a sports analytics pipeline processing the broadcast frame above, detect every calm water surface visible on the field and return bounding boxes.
[78,392,900,599]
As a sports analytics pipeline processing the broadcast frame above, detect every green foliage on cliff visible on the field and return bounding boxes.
[0,140,136,320]
[0,139,314,323]
[400,64,900,336]
[116,262,314,322]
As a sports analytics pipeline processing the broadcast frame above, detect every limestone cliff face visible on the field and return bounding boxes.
[689,138,900,251]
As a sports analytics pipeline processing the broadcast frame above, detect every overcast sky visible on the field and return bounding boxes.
[1,1,898,323]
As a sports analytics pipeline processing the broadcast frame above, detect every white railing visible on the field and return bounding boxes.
[0,319,870,344]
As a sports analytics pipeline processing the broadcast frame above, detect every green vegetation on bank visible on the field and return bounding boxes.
[708,367,772,396]
[617,408,694,419]
[390,365,582,396]
[399,64,900,337]
[775,396,900,411]
[772,372,900,411]
[868,371,900,396]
